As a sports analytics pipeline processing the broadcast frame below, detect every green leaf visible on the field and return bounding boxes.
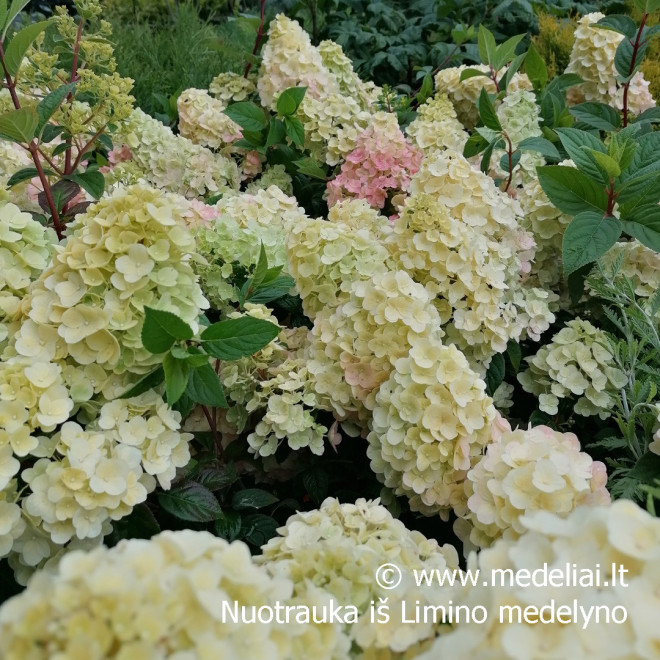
[416,73,433,105]
[141,307,193,354]
[197,464,237,491]
[621,207,660,251]
[614,37,647,80]
[6,166,39,187]
[629,452,660,484]
[186,363,228,408]
[36,82,76,134]
[215,510,242,541]
[634,107,660,124]
[3,20,51,77]
[284,116,305,148]
[250,242,269,291]
[119,367,164,399]
[232,488,278,510]
[294,156,326,180]
[41,124,64,143]
[524,42,547,90]
[586,150,621,179]
[567,263,593,305]
[492,33,525,70]
[506,340,522,373]
[517,136,560,159]
[201,316,280,360]
[477,87,502,131]
[485,352,505,396]
[247,275,294,304]
[463,133,488,158]
[107,503,160,543]
[459,67,490,82]
[0,0,6,34]
[499,149,521,173]
[569,102,621,131]
[546,73,583,95]
[0,107,37,143]
[480,137,504,174]
[477,24,497,65]
[554,127,607,181]
[537,165,608,215]
[163,353,190,405]
[158,483,222,522]
[241,513,279,546]
[2,0,31,39]
[223,102,267,132]
[64,170,105,200]
[499,52,527,92]
[596,15,637,38]
[276,86,306,116]
[303,468,329,506]
[265,117,286,148]
[562,211,622,275]
[617,132,660,205]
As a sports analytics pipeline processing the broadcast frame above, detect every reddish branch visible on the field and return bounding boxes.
[605,180,619,216]
[502,132,514,193]
[622,12,648,127]
[244,0,267,78]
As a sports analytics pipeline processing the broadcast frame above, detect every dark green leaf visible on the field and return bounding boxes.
[107,503,160,544]
[265,117,286,148]
[562,211,622,275]
[41,124,64,143]
[284,116,305,148]
[186,362,228,408]
[569,102,621,131]
[142,307,193,355]
[214,510,242,541]
[629,452,660,484]
[294,156,326,180]
[241,513,279,546]
[247,275,295,304]
[158,482,222,522]
[614,37,647,80]
[223,102,267,132]
[506,341,522,373]
[492,33,525,70]
[119,366,164,399]
[499,52,527,92]
[499,149,521,173]
[537,165,608,215]
[525,42,547,90]
[36,82,76,134]
[634,107,660,124]
[64,170,105,200]
[485,352,505,396]
[477,24,497,65]
[232,488,278,510]
[459,67,490,82]
[303,468,329,505]
[596,15,637,38]
[463,133,489,158]
[163,353,190,405]
[517,136,560,159]
[6,167,40,187]
[478,87,502,131]
[546,73,583,95]
[197,464,237,491]
[201,316,280,360]
[621,210,660,251]
[0,107,38,143]
[276,86,306,116]
[3,20,51,76]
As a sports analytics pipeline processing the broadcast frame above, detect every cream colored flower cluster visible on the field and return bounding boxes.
[420,500,660,660]
[246,325,331,457]
[493,89,544,184]
[23,391,190,546]
[297,92,372,165]
[0,142,35,210]
[209,70,257,103]
[177,88,242,151]
[0,203,56,325]
[318,40,381,110]
[434,65,532,129]
[406,92,469,157]
[566,12,655,116]
[259,497,461,656]
[518,170,572,290]
[287,199,392,319]
[307,269,445,421]
[0,530,335,660]
[594,240,660,299]
[518,318,628,417]
[115,108,239,197]
[458,419,610,549]
[404,152,554,368]
[367,335,496,517]
[258,14,339,109]
[12,184,208,375]
[246,164,294,195]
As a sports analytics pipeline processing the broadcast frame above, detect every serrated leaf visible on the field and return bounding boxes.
[537,165,608,215]
[596,14,637,38]
[163,353,190,405]
[294,156,326,180]
[36,82,76,134]
[64,170,105,200]
[141,307,193,354]
[201,316,280,360]
[186,362,227,408]
[223,101,267,132]
[247,275,294,304]
[569,102,621,131]
[159,482,221,522]
[303,468,329,506]
[517,136,559,159]
[554,128,607,181]
[546,73,583,95]
[232,488,278,510]
[629,452,660,484]
[284,116,305,148]
[621,212,660,251]
[241,513,279,546]
[214,510,242,541]
[3,19,50,76]
[0,107,37,143]
[197,464,237,491]
[586,149,621,178]
[276,86,306,116]
[485,352,505,396]
[119,366,164,399]
[562,211,622,275]
[478,87,502,131]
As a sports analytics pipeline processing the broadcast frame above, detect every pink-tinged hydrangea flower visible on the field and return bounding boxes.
[566,13,655,115]
[456,419,610,550]
[327,113,423,210]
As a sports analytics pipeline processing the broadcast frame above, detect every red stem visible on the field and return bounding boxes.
[489,64,501,93]
[622,13,648,127]
[244,0,266,78]
[502,133,514,192]
[0,43,64,239]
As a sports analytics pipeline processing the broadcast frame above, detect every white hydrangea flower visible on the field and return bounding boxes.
[259,497,461,656]
[458,419,611,550]
[367,334,496,517]
[0,530,341,660]
[518,318,628,418]
[209,70,257,103]
[566,12,655,116]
